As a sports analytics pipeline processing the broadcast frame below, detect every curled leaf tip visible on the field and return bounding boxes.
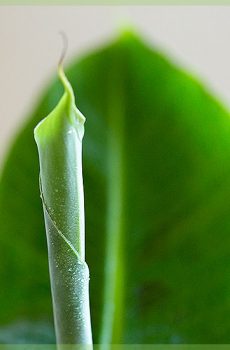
[57,31,72,98]
[58,30,68,68]
[56,32,85,127]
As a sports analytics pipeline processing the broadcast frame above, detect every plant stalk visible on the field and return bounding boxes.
[34,65,92,347]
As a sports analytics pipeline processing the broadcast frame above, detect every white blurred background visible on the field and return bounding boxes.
[1,5,230,163]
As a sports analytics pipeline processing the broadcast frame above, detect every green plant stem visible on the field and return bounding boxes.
[34,65,92,346]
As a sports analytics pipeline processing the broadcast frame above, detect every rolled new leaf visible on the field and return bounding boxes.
[34,65,92,346]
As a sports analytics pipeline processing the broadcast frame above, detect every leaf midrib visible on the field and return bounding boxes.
[99,47,126,345]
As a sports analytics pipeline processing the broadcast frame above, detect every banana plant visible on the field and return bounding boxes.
[1,31,230,344]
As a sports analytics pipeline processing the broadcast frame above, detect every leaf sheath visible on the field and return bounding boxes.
[34,66,92,345]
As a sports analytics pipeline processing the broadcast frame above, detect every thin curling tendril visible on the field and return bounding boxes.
[58,31,68,68]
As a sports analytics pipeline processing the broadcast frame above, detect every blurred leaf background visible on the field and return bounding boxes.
[1,6,230,344]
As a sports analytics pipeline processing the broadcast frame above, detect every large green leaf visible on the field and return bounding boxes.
[1,32,230,343]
